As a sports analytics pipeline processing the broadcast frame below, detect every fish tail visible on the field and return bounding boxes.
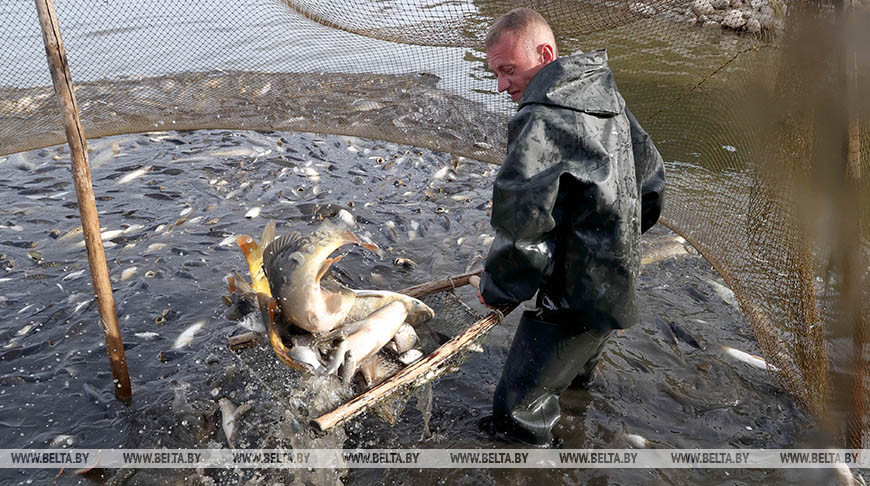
[257,294,309,373]
[237,235,271,296]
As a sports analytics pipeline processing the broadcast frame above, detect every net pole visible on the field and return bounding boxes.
[844,1,864,450]
[34,0,132,405]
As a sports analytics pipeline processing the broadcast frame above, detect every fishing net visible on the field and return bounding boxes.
[228,283,489,429]
[2,0,868,446]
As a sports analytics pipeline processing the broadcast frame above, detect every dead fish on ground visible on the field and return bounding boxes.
[218,398,252,449]
[669,321,705,350]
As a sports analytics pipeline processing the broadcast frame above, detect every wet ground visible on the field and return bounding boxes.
[0,129,853,485]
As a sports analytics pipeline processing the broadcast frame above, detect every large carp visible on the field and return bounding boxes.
[261,220,435,335]
[262,221,378,334]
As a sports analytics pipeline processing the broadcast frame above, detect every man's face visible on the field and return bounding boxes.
[486,30,546,103]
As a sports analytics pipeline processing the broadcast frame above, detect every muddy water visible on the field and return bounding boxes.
[0,129,846,486]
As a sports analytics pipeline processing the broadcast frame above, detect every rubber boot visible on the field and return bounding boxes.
[492,310,613,445]
[568,333,610,389]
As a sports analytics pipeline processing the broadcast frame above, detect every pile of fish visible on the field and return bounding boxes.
[227,219,434,387]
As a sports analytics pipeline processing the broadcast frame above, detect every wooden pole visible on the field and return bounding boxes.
[844,0,864,449]
[398,269,482,299]
[34,0,132,404]
[312,303,515,432]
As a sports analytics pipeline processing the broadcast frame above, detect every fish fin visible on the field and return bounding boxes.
[324,290,345,314]
[351,289,393,298]
[261,221,276,248]
[324,220,378,251]
[232,271,255,295]
[258,294,307,372]
[360,358,377,387]
[233,403,253,421]
[227,274,236,294]
[237,234,261,263]
[323,339,347,375]
[359,241,379,252]
[341,350,356,384]
[262,231,304,281]
[316,255,342,284]
[237,234,265,283]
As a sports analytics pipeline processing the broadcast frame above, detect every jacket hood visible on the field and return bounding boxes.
[519,50,625,116]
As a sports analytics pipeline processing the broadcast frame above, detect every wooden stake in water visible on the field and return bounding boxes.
[34,0,132,404]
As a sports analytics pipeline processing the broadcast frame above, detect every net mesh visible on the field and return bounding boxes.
[2,0,868,445]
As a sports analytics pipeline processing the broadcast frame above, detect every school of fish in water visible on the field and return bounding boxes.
[0,129,833,485]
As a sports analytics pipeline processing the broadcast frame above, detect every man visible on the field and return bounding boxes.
[477,8,666,446]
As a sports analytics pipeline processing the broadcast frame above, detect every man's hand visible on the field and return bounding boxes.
[469,275,496,309]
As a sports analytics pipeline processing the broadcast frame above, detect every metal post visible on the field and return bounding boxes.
[34,0,132,404]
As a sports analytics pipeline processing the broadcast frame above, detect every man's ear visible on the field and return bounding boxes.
[538,43,556,64]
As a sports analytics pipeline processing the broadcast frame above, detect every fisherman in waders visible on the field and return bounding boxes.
[475,8,666,446]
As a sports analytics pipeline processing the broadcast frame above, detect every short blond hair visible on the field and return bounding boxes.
[485,8,557,56]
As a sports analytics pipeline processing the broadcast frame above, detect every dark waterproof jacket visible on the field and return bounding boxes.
[479,50,666,331]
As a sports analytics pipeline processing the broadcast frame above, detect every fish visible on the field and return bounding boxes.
[262,220,377,334]
[340,301,409,384]
[397,349,423,365]
[173,319,206,349]
[146,243,166,253]
[288,343,324,372]
[344,289,434,327]
[701,277,738,307]
[721,345,776,371]
[683,285,709,303]
[236,221,276,296]
[218,398,252,449]
[641,237,691,265]
[624,432,648,448]
[669,321,705,350]
[655,316,678,345]
[227,272,258,312]
[257,294,320,373]
[257,294,410,384]
[63,269,86,281]
[57,225,84,241]
[116,165,152,184]
[49,434,76,447]
[386,323,419,354]
[82,383,109,409]
[134,332,160,340]
[120,266,137,281]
